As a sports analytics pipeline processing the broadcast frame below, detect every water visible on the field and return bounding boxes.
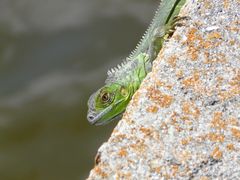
[0,0,156,179]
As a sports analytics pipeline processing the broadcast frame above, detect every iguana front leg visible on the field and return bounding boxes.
[147,16,188,60]
[147,27,165,60]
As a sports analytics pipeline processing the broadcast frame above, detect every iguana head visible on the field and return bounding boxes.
[87,83,132,125]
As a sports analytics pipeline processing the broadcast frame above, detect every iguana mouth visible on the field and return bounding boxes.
[87,110,123,126]
[93,113,123,126]
[87,105,112,125]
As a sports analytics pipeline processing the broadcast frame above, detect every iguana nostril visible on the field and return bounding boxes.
[87,114,95,121]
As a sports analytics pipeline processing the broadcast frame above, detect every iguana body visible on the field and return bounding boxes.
[87,0,186,125]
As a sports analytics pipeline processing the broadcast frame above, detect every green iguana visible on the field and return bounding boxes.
[87,0,187,125]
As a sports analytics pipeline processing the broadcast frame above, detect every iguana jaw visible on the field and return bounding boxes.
[89,111,123,126]
[87,105,112,125]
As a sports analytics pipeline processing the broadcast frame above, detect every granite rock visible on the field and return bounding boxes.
[87,0,240,179]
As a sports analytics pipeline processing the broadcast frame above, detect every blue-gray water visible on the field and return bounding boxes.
[0,0,156,179]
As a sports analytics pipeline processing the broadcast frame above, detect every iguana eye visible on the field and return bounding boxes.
[100,92,111,103]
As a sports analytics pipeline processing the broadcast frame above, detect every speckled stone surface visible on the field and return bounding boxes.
[87,0,240,179]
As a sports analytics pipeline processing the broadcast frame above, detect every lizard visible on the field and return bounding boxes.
[87,0,187,125]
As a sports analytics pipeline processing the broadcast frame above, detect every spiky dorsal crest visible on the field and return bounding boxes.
[106,0,179,84]
[127,1,164,60]
[105,58,133,84]
[105,4,162,84]
[107,59,128,76]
